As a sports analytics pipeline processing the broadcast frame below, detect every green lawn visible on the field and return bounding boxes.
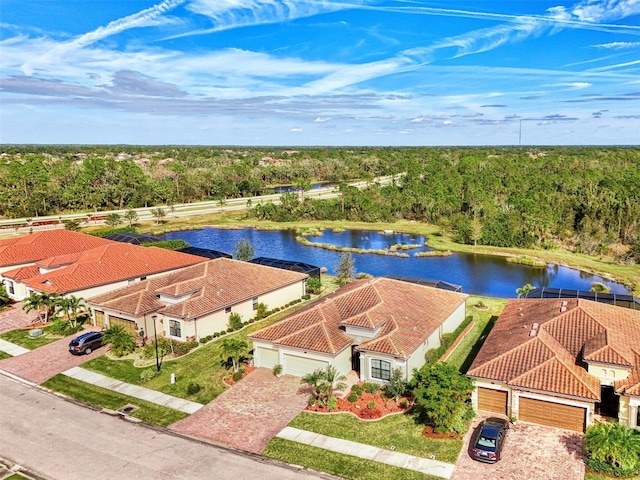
[445,296,507,373]
[42,374,188,427]
[263,437,438,480]
[0,325,63,350]
[0,350,12,360]
[585,472,640,480]
[81,295,334,404]
[289,411,462,464]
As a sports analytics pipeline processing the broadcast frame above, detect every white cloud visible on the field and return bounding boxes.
[593,41,640,49]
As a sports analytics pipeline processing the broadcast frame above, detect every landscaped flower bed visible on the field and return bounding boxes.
[305,382,412,420]
[223,364,256,386]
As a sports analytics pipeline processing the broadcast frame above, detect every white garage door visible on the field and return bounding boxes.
[256,347,279,369]
[283,354,328,377]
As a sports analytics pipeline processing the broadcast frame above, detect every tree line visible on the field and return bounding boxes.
[1,145,638,261]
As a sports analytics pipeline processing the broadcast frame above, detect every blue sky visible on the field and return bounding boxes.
[1,0,639,146]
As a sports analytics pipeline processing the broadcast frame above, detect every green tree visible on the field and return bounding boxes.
[228,312,243,330]
[584,422,640,477]
[123,209,138,227]
[385,367,407,404]
[54,295,86,328]
[102,324,137,357]
[305,277,322,295]
[409,362,474,433]
[105,212,122,228]
[22,292,59,323]
[301,365,347,403]
[335,252,356,286]
[516,283,535,298]
[590,282,611,293]
[63,219,81,231]
[220,338,248,373]
[234,239,255,261]
[150,207,166,225]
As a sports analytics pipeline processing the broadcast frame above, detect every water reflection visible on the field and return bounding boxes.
[165,227,629,298]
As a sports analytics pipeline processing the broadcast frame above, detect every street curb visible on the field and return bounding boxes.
[0,369,342,480]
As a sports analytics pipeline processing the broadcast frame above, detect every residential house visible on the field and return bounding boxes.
[250,277,468,380]
[0,230,114,298]
[467,298,640,432]
[1,241,204,301]
[86,258,308,340]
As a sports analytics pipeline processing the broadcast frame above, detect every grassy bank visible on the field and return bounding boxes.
[126,214,639,296]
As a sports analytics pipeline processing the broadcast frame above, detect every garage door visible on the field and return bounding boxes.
[94,310,105,328]
[283,354,328,377]
[256,347,279,369]
[107,315,138,335]
[477,388,508,415]
[519,397,586,432]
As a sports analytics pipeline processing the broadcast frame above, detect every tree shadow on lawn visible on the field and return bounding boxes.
[459,315,498,374]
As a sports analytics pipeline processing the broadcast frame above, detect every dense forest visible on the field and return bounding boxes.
[0,145,638,262]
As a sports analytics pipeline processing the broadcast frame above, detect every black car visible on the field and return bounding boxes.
[69,331,103,355]
[470,417,510,463]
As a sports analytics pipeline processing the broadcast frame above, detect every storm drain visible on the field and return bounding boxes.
[117,404,140,415]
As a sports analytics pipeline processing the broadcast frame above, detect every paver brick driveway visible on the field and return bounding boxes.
[0,303,37,334]
[169,368,309,454]
[0,326,103,384]
[452,414,584,480]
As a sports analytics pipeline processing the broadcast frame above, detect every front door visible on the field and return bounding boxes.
[351,346,360,374]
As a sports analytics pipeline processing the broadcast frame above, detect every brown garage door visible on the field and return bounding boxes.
[108,315,138,335]
[477,387,508,415]
[519,397,586,432]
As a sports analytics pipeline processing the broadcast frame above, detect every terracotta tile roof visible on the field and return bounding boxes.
[0,230,113,267]
[2,265,40,281]
[250,277,468,358]
[468,299,640,401]
[19,243,205,295]
[87,258,308,319]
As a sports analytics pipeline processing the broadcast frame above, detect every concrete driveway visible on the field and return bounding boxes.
[451,415,584,480]
[169,367,309,454]
[0,326,103,384]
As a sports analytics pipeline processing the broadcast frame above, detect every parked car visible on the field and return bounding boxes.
[68,331,103,355]
[470,417,510,463]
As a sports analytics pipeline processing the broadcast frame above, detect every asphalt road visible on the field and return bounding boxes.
[0,373,334,480]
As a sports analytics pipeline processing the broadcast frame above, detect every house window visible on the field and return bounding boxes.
[169,320,182,338]
[7,281,14,295]
[225,306,232,314]
[371,359,391,381]
[252,297,258,310]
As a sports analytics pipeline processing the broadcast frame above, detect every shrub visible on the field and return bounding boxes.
[186,382,202,395]
[399,399,409,409]
[367,400,376,409]
[327,396,338,411]
[350,384,364,396]
[305,277,322,295]
[302,294,311,300]
[102,324,136,357]
[347,393,358,403]
[139,368,156,382]
[363,382,380,394]
[228,312,243,330]
[584,422,640,477]
[272,363,283,376]
[199,337,208,344]
[171,340,198,356]
[308,395,316,407]
[232,370,243,382]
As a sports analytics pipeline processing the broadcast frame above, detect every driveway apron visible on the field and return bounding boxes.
[0,303,38,334]
[451,415,585,480]
[169,368,309,454]
[0,326,102,384]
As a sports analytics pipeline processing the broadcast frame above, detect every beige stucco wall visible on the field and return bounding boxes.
[586,363,632,386]
[440,302,467,335]
[407,329,441,376]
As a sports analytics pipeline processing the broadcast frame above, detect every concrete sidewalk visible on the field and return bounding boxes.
[277,426,455,479]
[62,366,203,414]
[0,338,30,357]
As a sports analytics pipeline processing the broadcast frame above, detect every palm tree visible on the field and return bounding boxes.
[220,338,248,373]
[301,368,326,401]
[516,283,535,298]
[54,295,86,328]
[22,292,59,323]
[0,283,9,307]
[584,422,640,475]
[321,365,347,399]
[102,324,136,357]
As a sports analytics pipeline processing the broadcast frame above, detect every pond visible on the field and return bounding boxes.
[164,228,629,298]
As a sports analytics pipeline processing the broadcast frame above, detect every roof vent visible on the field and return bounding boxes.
[529,323,540,337]
[560,306,567,312]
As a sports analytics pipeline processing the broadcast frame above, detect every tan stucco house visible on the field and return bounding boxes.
[467,298,640,432]
[249,277,468,381]
[86,258,308,341]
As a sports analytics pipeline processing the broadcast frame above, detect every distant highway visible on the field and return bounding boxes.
[0,174,402,234]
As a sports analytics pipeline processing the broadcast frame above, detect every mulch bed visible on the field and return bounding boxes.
[422,425,463,439]
[306,390,412,420]
[223,364,257,386]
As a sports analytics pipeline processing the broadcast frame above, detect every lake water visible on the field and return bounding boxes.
[164,228,630,298]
